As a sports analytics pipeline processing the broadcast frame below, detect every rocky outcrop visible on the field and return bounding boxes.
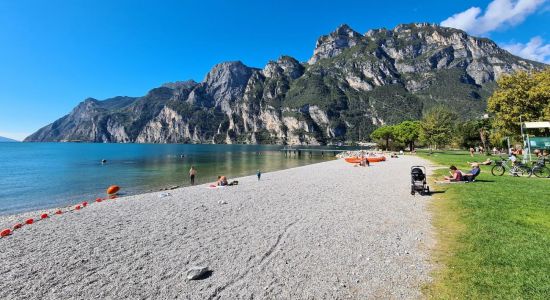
[26,23,546,144]
[308,24,364,64]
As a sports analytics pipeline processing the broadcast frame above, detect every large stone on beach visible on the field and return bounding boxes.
[186,266,210,280]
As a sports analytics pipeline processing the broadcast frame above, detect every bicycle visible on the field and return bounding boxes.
[530,157,550,178]
[491,157,532,177]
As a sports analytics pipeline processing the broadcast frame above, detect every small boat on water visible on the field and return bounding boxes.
[345,156,386,163]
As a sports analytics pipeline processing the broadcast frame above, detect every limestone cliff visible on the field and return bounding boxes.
[25,23,546,144]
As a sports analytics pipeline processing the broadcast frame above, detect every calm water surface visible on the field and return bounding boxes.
[0,143,348,215]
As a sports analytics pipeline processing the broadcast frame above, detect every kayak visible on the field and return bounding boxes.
[345,156,386,163]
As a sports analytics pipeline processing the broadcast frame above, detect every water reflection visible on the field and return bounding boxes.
[0,143,351,215]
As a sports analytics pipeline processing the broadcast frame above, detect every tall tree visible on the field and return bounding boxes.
[487,68,550,142]
[420,106,457,151]
[394,121,421,152]
[370,125,395,150]
[455,120,483,148]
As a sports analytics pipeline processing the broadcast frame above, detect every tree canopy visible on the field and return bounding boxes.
[487,68,550,141]
[420,106,457,150]
[370,125,395,150]
[393,120,421,151]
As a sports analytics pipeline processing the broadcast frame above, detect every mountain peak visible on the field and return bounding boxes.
[162,80,198,90]
[308,24,364,64]
[333,24,357,35]
[204,61,255,87]
[393,22,435,32]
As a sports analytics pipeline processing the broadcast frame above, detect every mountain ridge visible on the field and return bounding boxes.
[0,136,19,142]
[25,23,546,144]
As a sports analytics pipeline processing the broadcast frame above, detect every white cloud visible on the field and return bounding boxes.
[441,0,546,35]
[503,36,550,63]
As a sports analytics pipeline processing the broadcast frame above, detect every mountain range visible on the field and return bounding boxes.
[0,136,19,142]
[25,23,546,144]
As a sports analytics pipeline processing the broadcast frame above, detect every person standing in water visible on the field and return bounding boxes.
[257,169,261,181]
[189,166,197,185]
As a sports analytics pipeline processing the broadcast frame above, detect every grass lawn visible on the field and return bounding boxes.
[419,151,550,299]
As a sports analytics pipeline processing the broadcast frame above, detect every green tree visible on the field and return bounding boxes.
[370,125,395,150]
[420,106,457,151]
[455,120,483,148]
[394,120,421,152]
[487,68,550,142]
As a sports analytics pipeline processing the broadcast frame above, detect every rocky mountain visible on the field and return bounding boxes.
[0,136,19,142]
[25,23,546,144]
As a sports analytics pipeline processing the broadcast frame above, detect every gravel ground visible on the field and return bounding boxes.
[0,156,434,299]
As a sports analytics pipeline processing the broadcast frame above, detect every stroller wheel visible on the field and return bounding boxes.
[419,191,425,196]
[411,191,415,195]
[426,186,430,195]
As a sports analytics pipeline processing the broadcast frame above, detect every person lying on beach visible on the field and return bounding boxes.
[443,166,463,182]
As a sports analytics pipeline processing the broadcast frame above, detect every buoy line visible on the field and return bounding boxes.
[1,186,120,239]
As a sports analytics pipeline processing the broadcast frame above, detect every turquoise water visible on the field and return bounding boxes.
[0,143,346,215]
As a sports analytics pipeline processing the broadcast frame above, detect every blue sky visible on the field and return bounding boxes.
[1,0,549,140]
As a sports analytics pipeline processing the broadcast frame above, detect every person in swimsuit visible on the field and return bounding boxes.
[189,166,197,185]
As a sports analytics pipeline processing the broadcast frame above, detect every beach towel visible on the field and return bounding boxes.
[435,181,466,184]
[207,185,226,189]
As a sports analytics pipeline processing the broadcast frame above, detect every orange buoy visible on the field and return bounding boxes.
[82,201,88,207]
[1,229,11,237]
[41,213,48,219]
[25,218,34,225]
[55,210,62,215]
[13,223,22,230]
[107,185,120,195]
[75,205,81,210]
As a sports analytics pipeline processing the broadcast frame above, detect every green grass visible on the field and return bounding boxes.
[419,151,550,299]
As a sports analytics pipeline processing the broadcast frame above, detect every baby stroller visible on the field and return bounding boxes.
[411,166,430,196]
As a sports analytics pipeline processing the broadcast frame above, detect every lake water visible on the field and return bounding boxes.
[0,143,347,215]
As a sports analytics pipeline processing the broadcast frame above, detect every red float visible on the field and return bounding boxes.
[25,218,34,225]
[96,198,102,203]
[82,201,88,207]
[107,185,120,195]
[41,213,48,219]
[13,223,22,230]
[1,229,11,237]
[345,156,386,163]
[55,210,62,215]
[75,205,81,210]
[109,195,117,199]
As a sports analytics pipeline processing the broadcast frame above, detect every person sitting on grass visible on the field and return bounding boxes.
[443,165,463,182]
[462,163,481,182]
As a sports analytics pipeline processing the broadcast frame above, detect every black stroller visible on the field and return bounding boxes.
[411,166,430,196]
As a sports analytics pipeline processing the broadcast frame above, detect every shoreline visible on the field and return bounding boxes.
[0,156,434,299]
[0,158,337,227]
[0,144,339,217]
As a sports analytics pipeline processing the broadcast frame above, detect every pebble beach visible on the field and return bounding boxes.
[0,156,435,299]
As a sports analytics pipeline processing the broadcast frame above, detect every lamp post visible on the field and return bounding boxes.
[480,114,490,155]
